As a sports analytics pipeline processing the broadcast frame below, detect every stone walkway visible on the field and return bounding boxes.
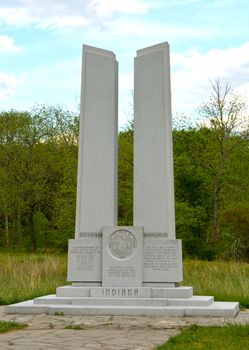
[0,307,249,350]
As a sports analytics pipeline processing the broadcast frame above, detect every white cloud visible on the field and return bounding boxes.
[0,7,35,27]
[235,82,249,105]
[0,0,153,29]
[119,72,134,126]
[0,35,21,53]
[0,72,19,99]
[159,0,201,5]
[89,0,150,18]
[119,72,133,91]
[36,15,89,29]
[171,42,249,117]
[106,19,213,39]
[0,57,82,112]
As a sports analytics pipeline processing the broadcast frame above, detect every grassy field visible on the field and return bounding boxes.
[0,254,247,349]
[0,253,248,307]
[182,259,249,308]
[0,253,67,305]
[155,324,249,350]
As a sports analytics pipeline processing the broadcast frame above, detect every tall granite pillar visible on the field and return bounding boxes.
[75,45,118,237]
[68,45,118,284]
[134,42,176,239]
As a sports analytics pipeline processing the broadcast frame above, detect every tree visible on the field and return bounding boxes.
[0,105,79,252]
[0,110,30,247]
[118,123,133,225]
[173,127,214,259]
[220,140,249,260]
[199,79,249,246]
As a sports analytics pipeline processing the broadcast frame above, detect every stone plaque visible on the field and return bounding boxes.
[67,236,101,282]
[143,236,183,282]
[102,226,143,287]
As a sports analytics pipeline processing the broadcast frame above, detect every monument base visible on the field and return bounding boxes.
[6,285,239,317]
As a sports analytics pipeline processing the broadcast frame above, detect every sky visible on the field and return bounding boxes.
[1,0,249,128]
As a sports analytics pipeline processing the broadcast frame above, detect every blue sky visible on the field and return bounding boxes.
[1,0,249,127]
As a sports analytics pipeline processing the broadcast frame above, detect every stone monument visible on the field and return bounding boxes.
[6,42,239,317]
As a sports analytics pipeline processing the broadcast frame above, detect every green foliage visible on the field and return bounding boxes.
[173,127,214,258]
[156,324,249,350]
[197,80,249,248]
[175,202,214,260]
[173,120,249,259]
[0,82,248,260]
[0,321,27,333]
[0,105,78,252]
[118,125,133,225]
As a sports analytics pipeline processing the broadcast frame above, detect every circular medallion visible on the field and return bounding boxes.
[108,229,137,259]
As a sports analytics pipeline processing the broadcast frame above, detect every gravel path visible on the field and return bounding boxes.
[0,307,249,350]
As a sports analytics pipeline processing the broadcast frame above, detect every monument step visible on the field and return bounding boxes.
[35,295,168,306]
[184,302,240,317]
[72,297,168,306]
[168,296,214,306]
[34,295,72,305]
[34,295,213,307]
[6,300,239,317]
[73,296,213,307]
[6,300,50,314]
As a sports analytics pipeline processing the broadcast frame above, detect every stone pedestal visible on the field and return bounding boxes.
[6,286,239,317]
[6,222,239,317]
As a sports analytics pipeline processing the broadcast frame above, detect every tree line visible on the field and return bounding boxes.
[0,105,78,252]
[1,81,249,260]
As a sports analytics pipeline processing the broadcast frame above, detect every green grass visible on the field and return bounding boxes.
[64,324,84,330]
[0,252,68,305]
[54,312,64,316]
[182,259,249,308]
[0,321,27,333]
[0,253,248,307]
[156,324,249,350]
